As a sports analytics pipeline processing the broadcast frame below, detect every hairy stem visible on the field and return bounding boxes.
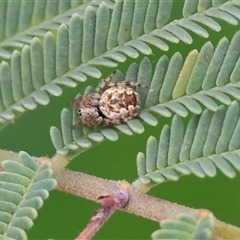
[52,166,240,240]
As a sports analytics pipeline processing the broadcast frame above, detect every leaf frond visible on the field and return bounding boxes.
[0,0,105,60]
[133,101,240,192]
[151,213,214,240]
[0,152,57,239]
[50,27,240,160]
[149,31,240,119]
[2,0,240,130]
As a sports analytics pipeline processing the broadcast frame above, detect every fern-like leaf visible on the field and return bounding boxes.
[151,213,214,240]
[133,101,240,192]
[2,0,240,130]
[0,151,57,239]
[50,29,240,161]
[0,0,106,60]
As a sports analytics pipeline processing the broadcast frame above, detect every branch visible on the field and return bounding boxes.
[0,150,239,240]
[52,165,240,240]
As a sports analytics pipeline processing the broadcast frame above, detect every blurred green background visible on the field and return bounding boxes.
[0,0,240,239]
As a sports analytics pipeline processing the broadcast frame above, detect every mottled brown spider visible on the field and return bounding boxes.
[71,71,148,127]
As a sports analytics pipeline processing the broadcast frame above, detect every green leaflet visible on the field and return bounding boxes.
[0,151,56,239]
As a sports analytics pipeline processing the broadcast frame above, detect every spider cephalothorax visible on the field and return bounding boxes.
[71,72,147,127]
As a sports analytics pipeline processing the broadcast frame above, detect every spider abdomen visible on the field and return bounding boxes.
[99,86,141,124]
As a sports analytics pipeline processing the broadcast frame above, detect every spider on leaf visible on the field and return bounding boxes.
[71,71,148,127]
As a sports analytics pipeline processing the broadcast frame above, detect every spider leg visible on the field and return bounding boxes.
[95,71,116,93]
[73,110,103,128]
[100,81,149,91]
[114,81,149,89]
[72,122,81,129]
[103,117,126,125]
[69,97,82,106]
[96,71,149,93]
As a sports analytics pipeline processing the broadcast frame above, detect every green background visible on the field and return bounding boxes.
[0,0,240,239]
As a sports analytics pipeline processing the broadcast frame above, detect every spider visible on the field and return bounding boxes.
[71,71,148,127]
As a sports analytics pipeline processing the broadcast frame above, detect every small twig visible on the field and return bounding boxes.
[75,182,129,240]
